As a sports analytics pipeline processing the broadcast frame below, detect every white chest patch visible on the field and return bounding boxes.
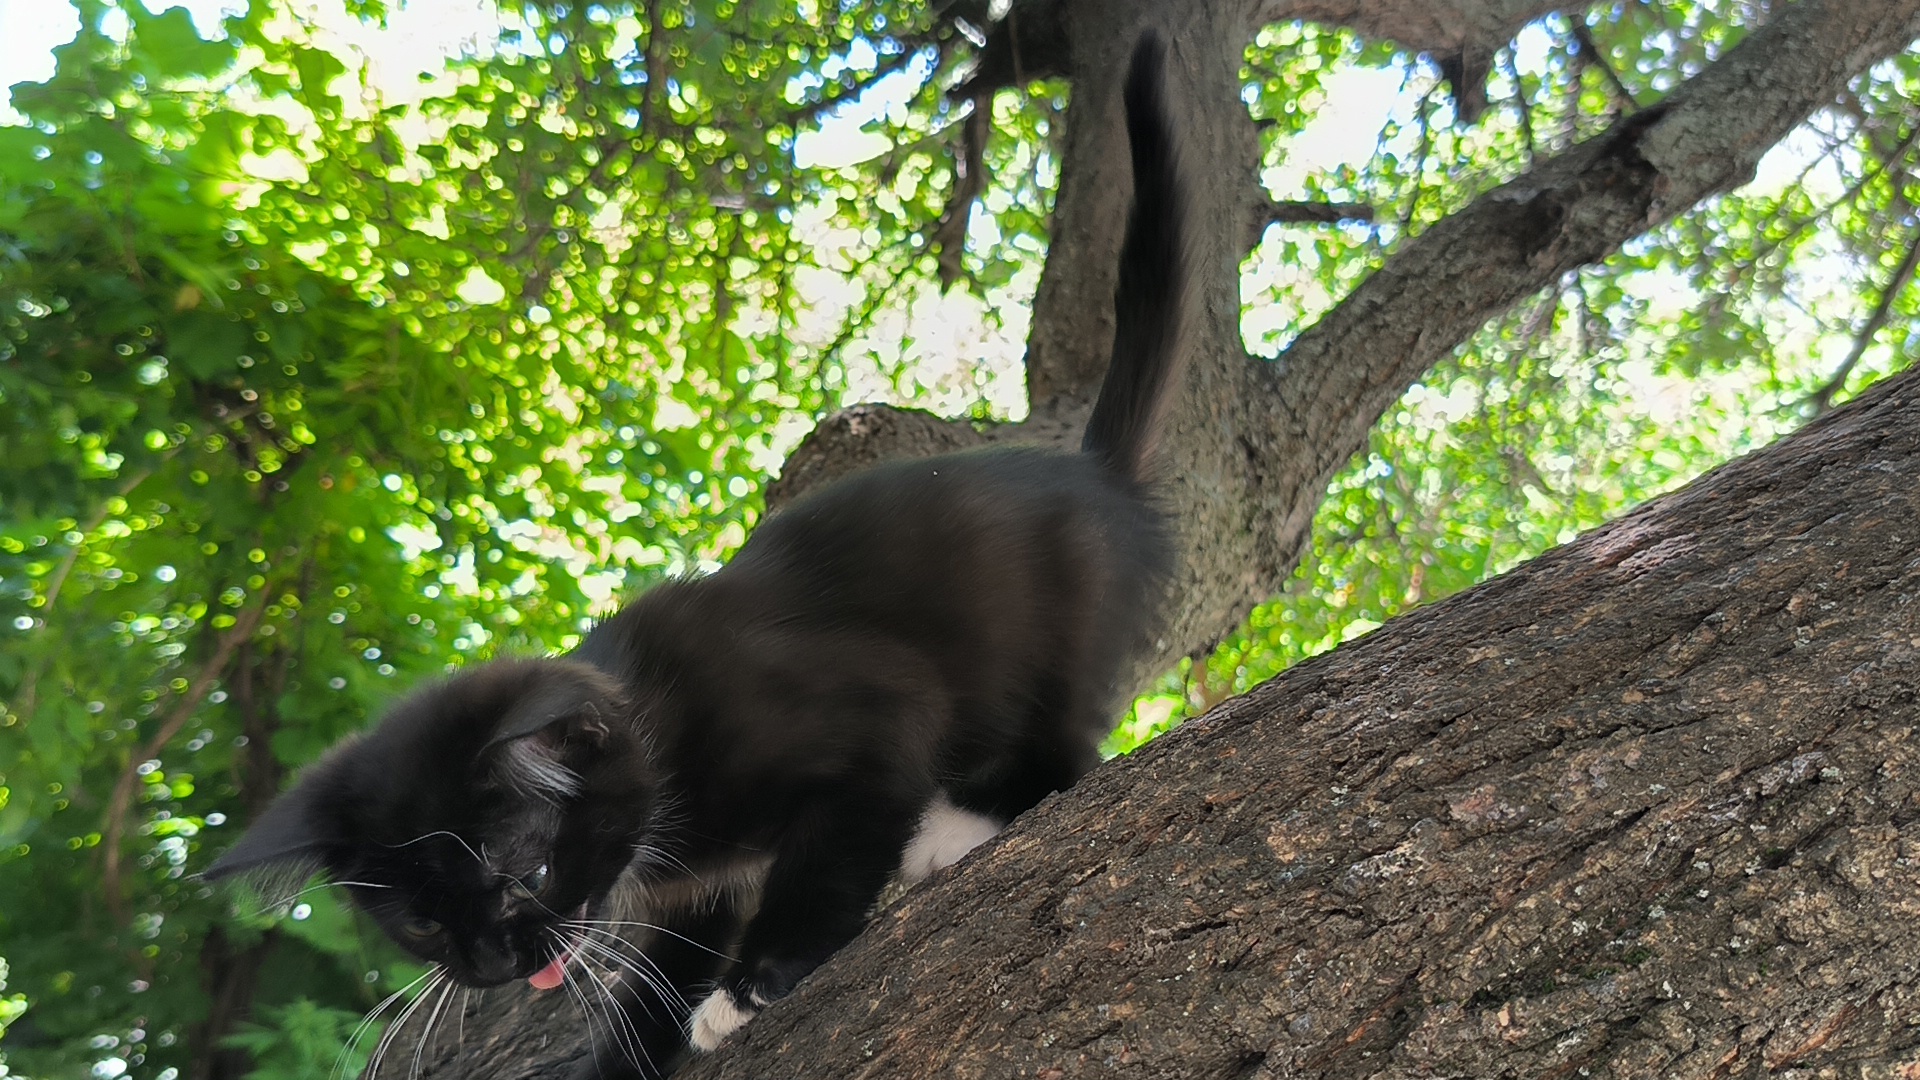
[897,796,1003,884]
[688,989,757,1051]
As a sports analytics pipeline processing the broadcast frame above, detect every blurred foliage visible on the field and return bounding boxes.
[218,998,372,1080]
[0,0,1913,1077]
[0,0,1039,1075]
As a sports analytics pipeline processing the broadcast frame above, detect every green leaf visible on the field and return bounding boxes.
[129,4,234,81]
[166,311,250,378]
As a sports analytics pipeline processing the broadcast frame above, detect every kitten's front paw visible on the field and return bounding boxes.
[688,987,760,1051]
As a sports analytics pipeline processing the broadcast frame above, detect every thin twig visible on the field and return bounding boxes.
[1486,293,1567,505]
[12,464,162,724]
[1809,223,1920,413]
[1270,199,1376,224]
[1501,46,1536,163]
[101,597,269,921]
[1007,6,1024,90]
[1744,124,1919,275]
[1399,88,1437,233]
[1571,21,1641,113]
[815,232,926,367]
[784,40,934,125]
[639,0,666,140]
[1248,200,1377,251]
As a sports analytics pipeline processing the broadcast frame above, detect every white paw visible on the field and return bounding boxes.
[688,989,757,1052]
[898,796,1002,884]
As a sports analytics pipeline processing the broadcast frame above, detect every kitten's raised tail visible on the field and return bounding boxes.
[1079,32,1188,484]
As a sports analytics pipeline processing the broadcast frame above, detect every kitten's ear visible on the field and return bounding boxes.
[201,776,329,884]
[492,678,613,746]
[486,678,610,801]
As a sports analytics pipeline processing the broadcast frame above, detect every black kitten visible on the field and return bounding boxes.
[207,33,1186,1079]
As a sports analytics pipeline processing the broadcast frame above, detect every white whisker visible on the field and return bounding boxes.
[386,829,485,866]
[566,919,738,963]
[334,968,431,1080]
[566,932,677,1018]
[631,843,697,881]
[410,976,457,1079]
[569,935,700,1024]
[357,969,437,1080]
[367,968,444,1080]
[241,878,393,920]
[550,931,615,1071]
[457,987,472,1054]
[560,929,646,1005]
[572,944,655,1074]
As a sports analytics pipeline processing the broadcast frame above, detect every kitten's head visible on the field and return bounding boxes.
[206,658,662,987]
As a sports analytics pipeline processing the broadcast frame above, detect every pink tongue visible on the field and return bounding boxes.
[528,952,570,991]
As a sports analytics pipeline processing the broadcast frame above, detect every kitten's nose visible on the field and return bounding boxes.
[466,940,521,985]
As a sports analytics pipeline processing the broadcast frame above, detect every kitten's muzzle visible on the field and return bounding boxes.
[461,939,530,987]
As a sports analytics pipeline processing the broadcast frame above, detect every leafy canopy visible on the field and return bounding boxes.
[0,1,1914,1077]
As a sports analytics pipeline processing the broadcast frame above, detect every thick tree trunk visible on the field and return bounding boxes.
[189,926,278,1080]
[401,349,1920,1080]
[189,644,292,1077]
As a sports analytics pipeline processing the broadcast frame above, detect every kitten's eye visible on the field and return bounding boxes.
[401,915,441,938]
[517,863,550,897]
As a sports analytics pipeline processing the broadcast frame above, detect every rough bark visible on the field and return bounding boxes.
[397,341,1920,1080]
[762,404,992,509]
[776,0,1920,692]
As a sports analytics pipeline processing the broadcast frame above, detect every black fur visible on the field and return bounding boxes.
[207,33,1186,1079]
[1082,34,1186,481]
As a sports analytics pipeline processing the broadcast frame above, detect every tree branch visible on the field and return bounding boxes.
[956,0,1071,98]
[765,0,1920,690]
[1433,45,1492,124]
[1253,0,1920,541]
[396,2,1920,1075]
[12,463,161,725]
[101,597,268,922]
[1245,198,1376,251]
[932,93,991,290]
[1570,19,1642,113]
[639,0,667,140]
[1809,220,1920,413]
[1251,0,1561,57]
